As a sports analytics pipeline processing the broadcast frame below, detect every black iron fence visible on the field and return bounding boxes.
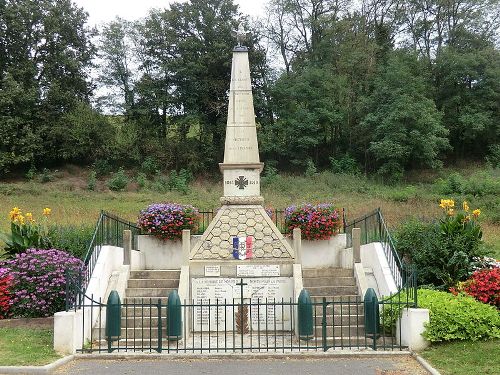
[75,291,408,353]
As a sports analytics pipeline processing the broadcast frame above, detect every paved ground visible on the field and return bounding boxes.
[55,357,429,375]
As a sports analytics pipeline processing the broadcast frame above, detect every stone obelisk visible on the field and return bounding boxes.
[219,35,264,205]
[190,26,294,261]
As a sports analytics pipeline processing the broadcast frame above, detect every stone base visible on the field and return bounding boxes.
[220,196,264,205]
[190,205,294,260]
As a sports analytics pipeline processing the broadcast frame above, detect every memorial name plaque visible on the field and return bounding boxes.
[191,277,293,331]
[236,264,280,277]
[204,265,221,277]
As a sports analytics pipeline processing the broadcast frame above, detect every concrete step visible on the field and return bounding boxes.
[306,286,359,296]
[301,335,396,347]
[313,325,365,336]
[127,279,179,288]
[313,314,365,325]
[302,268,353,278]
[303,276,356,287]
[130,270,181,279]
[126,288,178,298]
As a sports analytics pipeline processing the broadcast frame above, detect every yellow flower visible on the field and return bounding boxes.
[9,207,21,221]
[462,201,469,212]
[14,214,25,225]
[472,209,481,218]
[25,212,34,222]
[439,199,455,209]
[447,208,454,216]
[42,207,51,216]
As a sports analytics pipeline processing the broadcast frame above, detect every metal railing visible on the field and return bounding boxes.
[76,292,407,353]
[66,211,141,309]
[344,208,417,306]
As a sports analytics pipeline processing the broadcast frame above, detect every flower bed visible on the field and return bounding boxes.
[138,203,199,240]
[0,249,84,318]
[284,203,341,240]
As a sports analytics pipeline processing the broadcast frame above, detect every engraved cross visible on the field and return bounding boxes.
[235,175,248,190]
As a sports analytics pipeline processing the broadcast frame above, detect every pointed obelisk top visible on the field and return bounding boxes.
[219,28,264,205]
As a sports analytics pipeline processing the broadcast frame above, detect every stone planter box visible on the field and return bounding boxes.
[137,235,201,270]
[300,234,347,269]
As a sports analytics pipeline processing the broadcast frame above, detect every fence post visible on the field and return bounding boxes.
[106,290,122,353]
[182,229,191,265]
[293,228,302,264]
[123,230,132,265]
[352,227,361,264]
[364,288,379,350]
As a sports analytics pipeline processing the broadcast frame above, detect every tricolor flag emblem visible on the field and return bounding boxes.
[232,236,253,260]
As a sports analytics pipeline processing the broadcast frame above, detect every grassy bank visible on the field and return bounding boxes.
[0,166,498,257]
[0,328,60,366]
[421,340,500,375]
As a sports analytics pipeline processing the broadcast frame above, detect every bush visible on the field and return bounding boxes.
[462,268,500,308]
[168,169,193,194]
[383,289,500,342]
[486,144,500,168]
[284,203,342,240]
[136,172,147,189]
[93,159,113,177]
[140,156,160,176]
[87,171,97,191]
[0,269,12,319]
[261,162,279,186]
[329,154,361,175]
[0,249,84,317]
[107,167,128,191]
[39,168,55,183]
[151,171,169,193]
[435,171,500,196]
[304,159,317,177]
[1,207,52,258]
[137,203,199,240]
[394,200,487,289]
[48,224,95,259]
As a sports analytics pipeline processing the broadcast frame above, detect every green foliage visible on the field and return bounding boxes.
[24,165,36,181]
[48,224,94,259]
[107,167,129,191]
[304,159,317,177]
[262,162,279,186]
[362,51,450,180]
[168,169,193,195]
[39,168,54,183]
[383,289,500,342]
[394,206,487,289]
[1,209,51,258]
[486,145,500,168]
[435,171,500,196]
[87,171,97,191]
[136,172,147,189]
[93,159,113,177]
[329,154,361,175]
[151,171,170,193]
[141,157,160,176]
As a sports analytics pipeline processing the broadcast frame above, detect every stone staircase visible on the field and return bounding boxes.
[94,269,180,345]
[302,267,366,346]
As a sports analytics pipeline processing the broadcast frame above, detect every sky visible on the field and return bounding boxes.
[73,0,267,26]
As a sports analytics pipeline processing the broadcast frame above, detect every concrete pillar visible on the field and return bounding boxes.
[123,230,132,265]
[397,308,431,351]
[54,309,83,354]
[293,228,302,264]
[182,229,191,265]
[352,227,361,263]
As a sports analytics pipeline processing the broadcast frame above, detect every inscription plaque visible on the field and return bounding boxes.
[236,265,280,277]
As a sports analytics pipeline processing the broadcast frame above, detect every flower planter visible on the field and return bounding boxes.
[137,235,202,270]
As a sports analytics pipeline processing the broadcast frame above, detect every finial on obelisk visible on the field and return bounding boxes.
[232,23,251,48]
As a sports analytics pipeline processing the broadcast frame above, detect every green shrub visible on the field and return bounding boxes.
[168,169,193,194]
[107,167,128,191]
[435,171,499,196]
[329,154,361,175]
[382,289,500,342]
[262,162,279,186]
[48,224,94,259]
[387,186,418,202]
[394,200,488,289]
[304,159,317,177]
[140,156,160,176]
[93,159,113,177]
[136,172,147,189]
[87,171,97,191]
[486,144,500,168]
[39,168,54,183]
[151,171,169,193]
[25,165,37,181]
